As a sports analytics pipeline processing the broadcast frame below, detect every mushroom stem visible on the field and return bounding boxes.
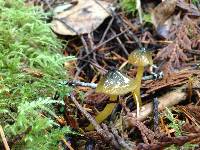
[110,95,117,101]
[86,96,117,131]
[134,66,144,107]
[132,92,140,117]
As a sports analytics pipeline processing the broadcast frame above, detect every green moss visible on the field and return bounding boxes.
[0,0,76,149]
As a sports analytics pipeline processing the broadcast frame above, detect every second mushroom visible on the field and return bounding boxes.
[86,70,138,131]
[128,48,153,111]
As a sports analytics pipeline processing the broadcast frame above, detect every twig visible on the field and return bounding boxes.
[67,73,161,88]
[79,28,131,60]
[0,125,10,150]
[70,93,102,131]
[69,93,120,149]
[90,61,107,74]
[136,0,143,24]
[99,17,114,43]
[153,97,159,134]
[81,35,90,54]
[93,0,112,16]
[110,28,129,56]
[111,127,135,150]
[120,16,142,48]
[54,18,79,35]
[68,80,97,88]
[100,124,120,148]
[74,62,88,80]
[187,49,200,55]
[137,133,200,149]
[62,138,74,150]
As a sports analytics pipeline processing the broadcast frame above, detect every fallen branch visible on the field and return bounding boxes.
[68,80,97,88]
[111,127,135,150]
[70,93,102,131]
[67,73,163,89]
[131,86,187,121]
[69,93,120,149]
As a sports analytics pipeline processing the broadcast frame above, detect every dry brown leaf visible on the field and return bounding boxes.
[151,0,176,38]
[151,0,177,28]
[177,0,200,17]
[51,0,112,35]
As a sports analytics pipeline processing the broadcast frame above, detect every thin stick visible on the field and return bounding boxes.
[111,128,135,150]
[62,138,74,150]
[100,17,114,43]
[74,63,88,80]
[69,93,120,148]
[79,28,130,59]
[68,80,97,88]
[0,125,10,150]
[80,35,90,54]
[70,93,102,131]
[110,28,129,56]
[120,16,142,48]
[153,97,159,134]
[68,74,159,88]
[136,0,143,24]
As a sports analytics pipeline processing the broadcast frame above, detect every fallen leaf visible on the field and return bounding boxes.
[51,0,112,35]
[151,0,176,28]
[177,0,200,17]
[151,0,177,38]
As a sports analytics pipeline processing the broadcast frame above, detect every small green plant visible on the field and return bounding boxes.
[0,0,76,149]
[143,13,152,23]
[165,107,183,136]
[120,0,151,23]
[192,0,199,6]
[164,108,198,149]
[120,0,136,14]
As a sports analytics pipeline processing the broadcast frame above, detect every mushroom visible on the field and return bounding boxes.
[128,48,153,109]
[86,70,137,131]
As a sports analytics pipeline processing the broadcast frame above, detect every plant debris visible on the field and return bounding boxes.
[2,0,200,149]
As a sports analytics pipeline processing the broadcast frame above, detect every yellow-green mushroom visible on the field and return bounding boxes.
[86,70,137,131]
[128,49,153,109]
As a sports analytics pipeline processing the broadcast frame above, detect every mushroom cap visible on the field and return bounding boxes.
[128,49,153,66]
[96,70,137,96]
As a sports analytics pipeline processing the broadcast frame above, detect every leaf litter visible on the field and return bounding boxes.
[7,0,200,149]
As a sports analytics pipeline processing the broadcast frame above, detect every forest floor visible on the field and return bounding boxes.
[1,0,200,149]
